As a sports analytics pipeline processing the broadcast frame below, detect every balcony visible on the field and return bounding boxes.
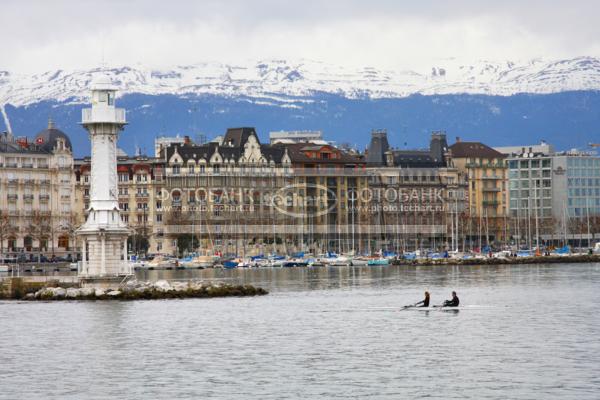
[39,194,50,201]
[6,163,18,168]
[82,107,126,124]
[23,179,35,185]
[8,178,19,184]
[482,200,500,207]
[23,194,34,201]
[135,192,150,199]
[61,195,71,200]
[482,187,501,192]
[22,163,33,168]
[38,164,49,169]
[39,179,50,185]
[7,194,18,201]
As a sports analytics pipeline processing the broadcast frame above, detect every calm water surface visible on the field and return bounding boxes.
[1,263,600,399]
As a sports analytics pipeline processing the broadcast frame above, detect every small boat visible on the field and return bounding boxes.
[492,250,511,259]
[367,258,389,266]
[516,249,533,258]
[552,245,571,256]
[283,259,309,267]
[147,255,176,270]
[351,257,369,266]
[183,255,216,269]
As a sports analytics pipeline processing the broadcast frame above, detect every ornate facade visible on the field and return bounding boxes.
[0,121,76,261]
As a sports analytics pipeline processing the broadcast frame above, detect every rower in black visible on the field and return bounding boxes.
[443,291,459,307]
[415,291,430,307]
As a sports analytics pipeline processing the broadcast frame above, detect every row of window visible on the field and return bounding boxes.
[509,189,552,199]
[509,180,552,189]
[567,178,600,187]
[567,169,600,177]
[509,170,552,179]
[508,159,552,169]
[567,158,600,167]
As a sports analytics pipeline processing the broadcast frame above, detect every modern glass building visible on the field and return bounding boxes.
[497,143,600,243]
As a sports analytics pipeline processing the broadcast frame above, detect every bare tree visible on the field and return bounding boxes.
[0,210,17,257]
[26,211,51,262]
[59,213,79,260]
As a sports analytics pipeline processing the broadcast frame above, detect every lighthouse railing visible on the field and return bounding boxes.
[82,108,126,124]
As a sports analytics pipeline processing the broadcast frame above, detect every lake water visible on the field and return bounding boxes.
[1,263,600,399]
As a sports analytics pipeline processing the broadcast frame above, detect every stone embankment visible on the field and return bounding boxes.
[392,254,600,266]
[0,279,268,300]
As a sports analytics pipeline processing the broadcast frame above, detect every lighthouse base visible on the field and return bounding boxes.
[76,225,131,289]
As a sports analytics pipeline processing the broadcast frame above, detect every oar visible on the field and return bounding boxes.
[400,303,418,311]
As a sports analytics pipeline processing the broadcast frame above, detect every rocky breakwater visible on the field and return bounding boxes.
[10,280,268,301]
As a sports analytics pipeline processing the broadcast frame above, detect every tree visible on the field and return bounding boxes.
[128,225,150,256]
[0,210,17,257]
[58,213,79,260]
[26,211,51,262]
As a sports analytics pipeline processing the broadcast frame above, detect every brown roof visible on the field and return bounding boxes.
[449,142,505,159]
[276,143,364,165]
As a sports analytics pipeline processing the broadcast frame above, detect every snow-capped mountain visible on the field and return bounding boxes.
[2,57,600,108]
[3,57,600,157]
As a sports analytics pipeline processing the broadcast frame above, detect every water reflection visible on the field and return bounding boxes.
[134,262,600,293]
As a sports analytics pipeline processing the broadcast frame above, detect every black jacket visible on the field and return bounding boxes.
[444,296,459,307]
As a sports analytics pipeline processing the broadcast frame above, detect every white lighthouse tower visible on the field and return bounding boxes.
[77,74,131,286]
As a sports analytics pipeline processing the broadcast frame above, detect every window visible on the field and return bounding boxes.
[156,214,162,223]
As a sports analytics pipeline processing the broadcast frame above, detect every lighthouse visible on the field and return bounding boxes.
[77,73,131,286]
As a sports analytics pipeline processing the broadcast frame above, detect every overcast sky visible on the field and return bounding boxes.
[3,0,600,73]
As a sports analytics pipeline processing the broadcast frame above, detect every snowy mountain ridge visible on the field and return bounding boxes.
[2,57,600,108]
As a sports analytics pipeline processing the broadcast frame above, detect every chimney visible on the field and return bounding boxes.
[455,136,461,143]
[184,135,190,145]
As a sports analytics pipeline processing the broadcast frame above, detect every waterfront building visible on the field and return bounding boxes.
[76,75,130,282]
[366,130,468,252]
[0,121,76,260]
[155,128,368,256]
[496,144,600,246]
[448,139,508,246]
[157,127,291,256]
[278,141,368,254]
